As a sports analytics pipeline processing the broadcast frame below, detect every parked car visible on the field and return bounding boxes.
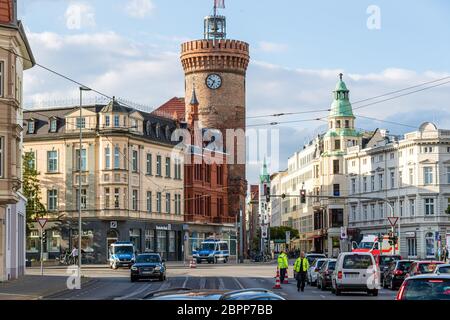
[307,258,328,286]
[396,275,450,300]
[192,239,229,264]
[433,264,450,275]
[331,252,379,296]
[130,253,166,282]
[305,253,326,266]
[145,288,286,300]
[377,254,402,283]
[405,261,444,278]
[317,259,336,290]
[382,259,414,290]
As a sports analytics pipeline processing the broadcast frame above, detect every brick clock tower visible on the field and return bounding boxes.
[180,2,250,220]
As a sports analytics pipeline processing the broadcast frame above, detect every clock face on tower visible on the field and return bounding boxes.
[206,74,222,90]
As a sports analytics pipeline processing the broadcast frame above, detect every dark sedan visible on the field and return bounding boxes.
[130,253,166,282]
[145,288,285,300]
[317,259,336,290]
[377,254,401,283]
[382,259,414,290]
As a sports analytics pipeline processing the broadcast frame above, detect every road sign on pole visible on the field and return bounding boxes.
[37,218,47,229]
[387,217,398,227]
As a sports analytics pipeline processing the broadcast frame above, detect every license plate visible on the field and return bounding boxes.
[345,273,359,278]
[142,271,152,275]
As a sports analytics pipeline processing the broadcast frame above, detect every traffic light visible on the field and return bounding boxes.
[300,189,306,204]
[42,230,47,245]
[265,185,270,203]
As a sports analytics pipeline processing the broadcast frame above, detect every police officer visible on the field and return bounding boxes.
[277,249,289,284]
[294,251,309,292]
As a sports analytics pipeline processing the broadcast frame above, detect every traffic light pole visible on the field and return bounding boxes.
[40,228,43,276]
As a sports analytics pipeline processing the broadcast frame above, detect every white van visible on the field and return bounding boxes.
[331,252,379,296]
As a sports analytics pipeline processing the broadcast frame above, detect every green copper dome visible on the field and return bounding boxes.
[330,74,354,118]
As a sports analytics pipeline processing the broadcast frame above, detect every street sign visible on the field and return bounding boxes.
[110,221,117,229]
[37,218,47,229]
[387,217,398,227]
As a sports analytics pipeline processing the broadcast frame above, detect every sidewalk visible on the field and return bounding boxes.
[0,275,91,300]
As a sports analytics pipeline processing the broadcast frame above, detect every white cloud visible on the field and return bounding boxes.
[125,0,155,19]
[257,41,288,53]
[65,2,96,30]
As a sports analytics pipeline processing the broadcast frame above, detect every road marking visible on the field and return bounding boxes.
[218,278,225,290]
[320,295,326,299]
[233,277,244,289]
[114,282,154,300]
[182,276,189,288]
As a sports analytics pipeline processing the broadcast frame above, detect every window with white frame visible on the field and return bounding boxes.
[105,146,111,169]
[114,115,120,127]
[174,158,182,180]
[425,232,435,257]
[378,154,383,162]
[114,188,120,208]
[50,118,57,132]
[76,188,87,210]
[132,150,138,172]
[409,168,414,185]
[105,115,110,127]
[379,203,384,218]
[104,188,110,208]
[425,198,435,215]
[156,155,162,176]
[363,177,367,192]
[132,189,138,211]
[131,118,137,129]
[47,150,58,172]
[423,167,433,184]
[28,120,35,134]
[370,175,375,191]
[47,189,58,211]
[370,204,375,220]
[409,199,415,216]
[27,230,40,253]
[423,146,433,153]
[407,238,417,257]
[75,148,87,171]
[390,170,395,188]
[147,191,152,212]
[378,173,384,190]
[363,205,368,221]
[175,194,181,215]
[400,200,404,216]
[351,178,356,194]
[76,117,86,129]
[146,153,152,175]
[156,192,162,213]
[351,205,356,221]
[166,193,171,214]
[447,166,450,184]
[0,136,3,178]
[165,157,171,178]
[399,171,403,187]
[390,153,394,160]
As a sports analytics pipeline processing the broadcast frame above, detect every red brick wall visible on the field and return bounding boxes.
[0,0,13,24]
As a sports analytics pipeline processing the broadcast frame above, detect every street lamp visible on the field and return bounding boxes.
[78,86,91,280]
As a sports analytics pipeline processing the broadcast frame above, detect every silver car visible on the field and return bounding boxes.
[307,258,328,286]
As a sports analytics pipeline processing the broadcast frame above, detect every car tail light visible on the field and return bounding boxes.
[394,270,403,276]
[338,271,343,279]
[428,280,443,283]
[396,281,408,300]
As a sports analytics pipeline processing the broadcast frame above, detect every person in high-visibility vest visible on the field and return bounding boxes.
[277,250,289,284]
[294,251,310,292]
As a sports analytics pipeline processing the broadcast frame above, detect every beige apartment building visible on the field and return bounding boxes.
[23,100,185,262]
[271,75,363,257]
[0,0,34,281]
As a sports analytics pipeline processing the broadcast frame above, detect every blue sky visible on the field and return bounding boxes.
[18,0,450,183]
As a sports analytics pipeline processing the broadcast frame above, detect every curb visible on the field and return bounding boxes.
[40,277,97,300]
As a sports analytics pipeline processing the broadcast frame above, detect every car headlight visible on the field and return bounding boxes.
[155,266,161,271]
[208,254,214,257]
[131,266,138,271]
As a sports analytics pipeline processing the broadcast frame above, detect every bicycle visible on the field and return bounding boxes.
[59,251,73,265]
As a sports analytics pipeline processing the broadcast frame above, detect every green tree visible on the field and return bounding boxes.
[446,206,450,214]
[23,152,46,233]
[269,226,299,241]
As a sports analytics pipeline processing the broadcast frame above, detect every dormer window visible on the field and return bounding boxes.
[28,120,35,134]
[345,120,350,128]
[76,117,86,129]
[155,123,160,138]
[105,115,110,127]
[131,118,137,130]
[50,118,57,132]
[146,121,151,135]
[165,126,170,139]
[114,115,120,127]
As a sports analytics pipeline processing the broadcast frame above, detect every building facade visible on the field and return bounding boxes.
[346,123,450,259]
[0,0,34,281]
[23,101,185,262]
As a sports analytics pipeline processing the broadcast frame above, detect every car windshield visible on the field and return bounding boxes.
[419,263,439,274]
[307,255,324,265]
[380,256,400,266]
[136,255,160,263]
[317,260,326,268]
[114,246,133,254]
[404,279,450,300]
[397,261,413,271]
[201,243,216,251]
[343,255,373,269]
[358,242,373,249]
[328,261,336,270]
[437,266,450,274]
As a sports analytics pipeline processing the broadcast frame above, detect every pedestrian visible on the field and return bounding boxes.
[443,246,448,263]
[294,251,310,292]
[277,249,289,284]
[71,245,79,265]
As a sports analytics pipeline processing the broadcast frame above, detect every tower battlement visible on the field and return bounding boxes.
[181,39,250,75]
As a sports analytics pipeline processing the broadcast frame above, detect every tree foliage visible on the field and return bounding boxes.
[269,226,299,240]
[23,152,46,232]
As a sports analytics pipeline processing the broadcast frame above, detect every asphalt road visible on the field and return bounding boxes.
[31,263,398,300]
